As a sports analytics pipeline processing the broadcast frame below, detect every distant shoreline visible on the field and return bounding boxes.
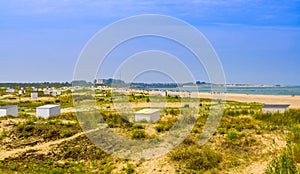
[145,90,300,108]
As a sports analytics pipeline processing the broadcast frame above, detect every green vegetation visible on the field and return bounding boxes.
[265,142,299,174]
[0,88,299,173]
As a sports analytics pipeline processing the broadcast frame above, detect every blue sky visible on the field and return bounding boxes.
[0,0,299,85]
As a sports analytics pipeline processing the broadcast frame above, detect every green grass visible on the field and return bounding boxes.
[1,89,300,173]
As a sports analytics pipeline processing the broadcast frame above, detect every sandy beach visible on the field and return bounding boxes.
[147,90,300,108]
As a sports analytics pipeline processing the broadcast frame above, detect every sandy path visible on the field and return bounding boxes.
[0,129,97,161]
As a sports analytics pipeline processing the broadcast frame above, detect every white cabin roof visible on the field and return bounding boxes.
[0,105,17,109]
[37,104,60,109]
[262,104,290,109]
[136,109,160,114]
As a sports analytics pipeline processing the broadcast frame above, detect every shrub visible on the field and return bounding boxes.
[155,125,165,132]
[169,147,222,171]
[133,124,143,129]
[125,164,135,174]
[0,130,7,140]
[186,149,222,170]
[131,129,146,139]
[226,131,239,141]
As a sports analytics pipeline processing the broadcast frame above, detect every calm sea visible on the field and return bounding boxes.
[150,86,300,96]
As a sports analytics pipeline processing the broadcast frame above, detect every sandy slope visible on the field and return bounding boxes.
[0,129,98,161]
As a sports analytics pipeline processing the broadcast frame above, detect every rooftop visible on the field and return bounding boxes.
[262,104,290,108]
[0,105,17,109]
[136,109,160,114]
[37,104,60,109]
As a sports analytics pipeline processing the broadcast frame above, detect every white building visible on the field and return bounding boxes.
[135,109,160,122]
[161,91,167,97]
[31,92,38,99]
[96,79,104,84]
[44,91,50,95]
[52,92,57,97]
[0,105,18,117]
[36,105,61,119]
[57,91,62,95]
[262,104,290,113]
[6,88,15,93]
[18,90,26,95]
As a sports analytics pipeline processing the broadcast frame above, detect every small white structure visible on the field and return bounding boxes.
[18,90,26,95]
[161,91,167,97]
[0,105,18,117]
[262,104,290,113]
[31,92,38,99]
[57,91,62,95]
[52,92,57,97]
[135,109,160,122]
[6,88,15,93]
[36,105,61,119]
[96,79,104,84]
[44,91,50,95]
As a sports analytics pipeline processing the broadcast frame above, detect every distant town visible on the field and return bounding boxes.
[0,78,288,89]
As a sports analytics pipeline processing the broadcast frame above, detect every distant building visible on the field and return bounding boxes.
[31,92,38,99]
[135,109,160,122]
[6,88,15,93]
[52,92,57,97]
[168,94,180,98]
[96,79,104,84]
[161,91,168,97]
[32,87,37,91]
[262,104,290,113]
[18,90,26,95]
[0,105,18,117]
[36,105,61,119]
[44,91,50,95]
[57,91,62,95]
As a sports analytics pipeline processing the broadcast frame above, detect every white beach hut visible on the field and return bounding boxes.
[0,105,18,117]
[36,105,61,119]
[52,92,57,97]
[18,90,26,95]
[31,92,38,99]
[6,88,15,93]
[262,104,290,113]
[135,109,160,122]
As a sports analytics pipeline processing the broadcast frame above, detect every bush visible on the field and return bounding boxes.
[169,147,222,171]
[133,124,143,129]
[0,130,7,140]
[131,129,146,139]
[125,164,135,174]
[186,149,222,170]
[155,125,165,132]
[226,131,239,141]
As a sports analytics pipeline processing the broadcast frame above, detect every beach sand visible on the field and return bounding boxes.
[147,90,300,108]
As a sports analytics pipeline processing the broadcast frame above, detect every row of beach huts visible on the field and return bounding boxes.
[0,104,60,119]
[5,88,62,98]
[0,104,160,123]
